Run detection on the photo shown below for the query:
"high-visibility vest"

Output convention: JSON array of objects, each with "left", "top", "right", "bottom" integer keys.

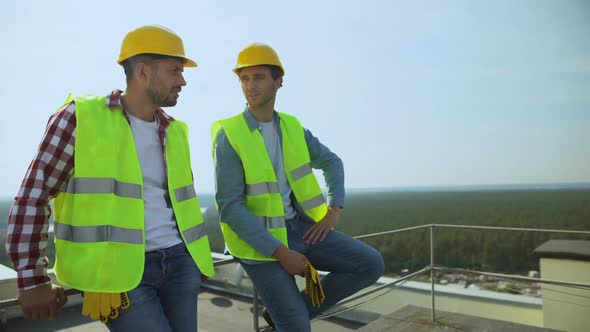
[
  {"left": 211, "top": 112, "right": 328, "bottom": 261},
  {"left": 52, "top": 94, "right": 214, "bottom": 292}
]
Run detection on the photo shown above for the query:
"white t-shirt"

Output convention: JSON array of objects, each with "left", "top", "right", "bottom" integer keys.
[
  {"left": 258, "top": 119, "right": 297, "bottom": 220},
  {"left": 128, "top": 112, "right": 182, "bottom": 251}
]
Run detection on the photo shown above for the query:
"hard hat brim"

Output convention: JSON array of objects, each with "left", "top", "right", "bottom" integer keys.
[{"left": 184, "top": 58, "right": 198, "bottom": 68}]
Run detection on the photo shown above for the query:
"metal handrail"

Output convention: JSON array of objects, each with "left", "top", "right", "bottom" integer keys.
[
  {"left": 1, "top": 223, "right": 589, "bottom": 329},
  {"left": 432, "top": 223, "right": 590, "bottom": 234},
  {"left": 252, "top": 224, "right": 590, "bottom": 329},
  {"left": 322, "top": 267, "right": 431, "bottom": 308},
  {"left": 432, "top": 266, "right": 590, "bottom": 289},
  {"left": 351, "top": 224, "right": 590, "bottom": 324},
  {"left": 353, "top": 224, "right": 433, "bottom": 240},
  {"left": 352, "top": 223, "right": 590, "bottom": 241}
]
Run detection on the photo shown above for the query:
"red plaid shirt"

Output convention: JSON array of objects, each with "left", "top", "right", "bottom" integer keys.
[{"left": 6, "top": 89, "right": 175, "bottom": 290}]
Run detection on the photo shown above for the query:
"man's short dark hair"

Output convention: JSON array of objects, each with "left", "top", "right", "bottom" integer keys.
[
  {"left": 264, "top": 65, "right": 283, "bottom": 80},
  {"left": 121, "top": 53, "right": 183, "bottom": 81}
]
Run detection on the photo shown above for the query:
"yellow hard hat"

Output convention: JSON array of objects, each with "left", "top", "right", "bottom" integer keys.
[
  {"left": 117, "top": 25, "right": 197, "bottom": 67},
  {"left": 233, "top": 43, "right": 284, "bottom": 76}
]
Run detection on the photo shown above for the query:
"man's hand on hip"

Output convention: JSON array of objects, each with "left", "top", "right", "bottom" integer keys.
[
  {"left": 303, "top": 206, "right": 341, "bottom": 245},
  {"left": 18, "top": 283, "right": 67, "bottom": 320}
]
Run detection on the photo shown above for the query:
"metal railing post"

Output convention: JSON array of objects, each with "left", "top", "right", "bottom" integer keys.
[
  {"left": 430, "top": 224, "right": 436, "bottom": 322},
  {"left": 253, "top": 286, "right": 259, "bottom": 331}
]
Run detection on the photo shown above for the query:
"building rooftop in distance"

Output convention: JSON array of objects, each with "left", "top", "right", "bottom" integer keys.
[{"left": 534, "top": 240, "right": 590, "bottom": 261}]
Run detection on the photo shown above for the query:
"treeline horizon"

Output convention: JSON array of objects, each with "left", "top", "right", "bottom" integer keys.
[{"left": 1, "top": 188, "right": 589, "bottom": 276}]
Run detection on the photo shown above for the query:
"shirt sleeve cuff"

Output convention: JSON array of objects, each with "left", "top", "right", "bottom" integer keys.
[
  {"left": 17, "top": 268, "right": 52, "bottom": 291},
  {"left": 258, "top": 237, "right": 283, "bottom": 258},
  {"left": 328, "top": 197, "right": 345, "bottom": 208}
]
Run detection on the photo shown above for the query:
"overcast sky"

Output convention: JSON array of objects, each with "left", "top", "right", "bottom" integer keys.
[{"left": 0, "top": 0, "right": 589, "bottom": 197}]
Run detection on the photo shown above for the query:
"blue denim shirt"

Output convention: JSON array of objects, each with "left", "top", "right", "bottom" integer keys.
[{"left": 213, "top": 109, "right": 345, "bottom": 258}]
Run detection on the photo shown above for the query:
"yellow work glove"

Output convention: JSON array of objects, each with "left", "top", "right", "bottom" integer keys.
[
  {"left": 312, "top": 265, "right": 325, "bottom": 305},
  {"left": 305, "top": 263, "right": 316, "bottom": 306},
  {"left": 82, "top": 292, "right": 130, "bottom": 323},
  {"left": 304, "top": 262, "right": 325, "bottom": 307}
]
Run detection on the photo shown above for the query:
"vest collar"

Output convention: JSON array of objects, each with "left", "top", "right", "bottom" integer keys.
[{"left": 242, "top": 106, "right": 281, "bottom": 132}]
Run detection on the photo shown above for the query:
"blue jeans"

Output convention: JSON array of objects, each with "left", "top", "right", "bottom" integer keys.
[
  {"left": 106, "top": 243, "right": 202, "bottom": 332},
  {"left": 240, "top": 216, "right": 384, "bottom": 332}
]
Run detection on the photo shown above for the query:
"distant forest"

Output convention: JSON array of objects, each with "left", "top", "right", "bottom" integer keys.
[
  {"left": 1, "top": 189, "right": 589, "bottom": 276},
  {"left": 336, "top": 189, "right": 590, "bottom": 275}
]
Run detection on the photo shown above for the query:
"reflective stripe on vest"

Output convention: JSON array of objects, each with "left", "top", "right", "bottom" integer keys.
[
  {"left": 65, "top": 177, "right": 142, "bottom": 199},
  {"left": 247, "top": 182, "right": 280, "bottom": 195},
  {"left": 183, "top": 223, "right": 207, "bottom": 244},
  {"left": 54, "top": 221, "right": 143, "bottom": 244},
  {"left": 174, "top": 184, "right": 197, "bottom": 202},
  {"left": 290, "top": 163, "right": 313, "bottom": 181},
  {"left": 299, "top": 194, "right": 326, "bottom": 210},
  {"left": 257, "top": 216, "right": 286, "bottom": 229}
]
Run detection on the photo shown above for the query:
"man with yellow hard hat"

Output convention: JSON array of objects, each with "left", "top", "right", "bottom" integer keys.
[
  {"left": 211, "top": 43, "right": 384, "bottom": 331},
  {"left": 6, "top": 25, "right": 214, "bottom": 331}
]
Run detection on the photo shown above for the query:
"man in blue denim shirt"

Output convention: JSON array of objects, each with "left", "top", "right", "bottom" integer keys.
[{"left": 212, "top": 43, "right": 384, "bottom": 332}]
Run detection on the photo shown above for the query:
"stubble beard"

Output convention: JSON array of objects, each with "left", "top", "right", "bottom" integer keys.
[
  {"left": 147, "top": 86, "right": 178, "bottom": 108},
  {"left": 248, "top": 94, "right": 273, "bottom": 110}
]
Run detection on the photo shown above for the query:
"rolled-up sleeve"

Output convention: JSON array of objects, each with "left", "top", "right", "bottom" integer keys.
[{"left": 213, "top": 129, "right": 282, "bottom": 257}]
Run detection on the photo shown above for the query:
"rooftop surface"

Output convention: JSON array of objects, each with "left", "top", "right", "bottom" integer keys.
[
  {"left": 357, "top": 305, "right": 563, "bottom": 332},
  {"left": 3, "top": 288, "right": 362, "bottom": 332}
]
